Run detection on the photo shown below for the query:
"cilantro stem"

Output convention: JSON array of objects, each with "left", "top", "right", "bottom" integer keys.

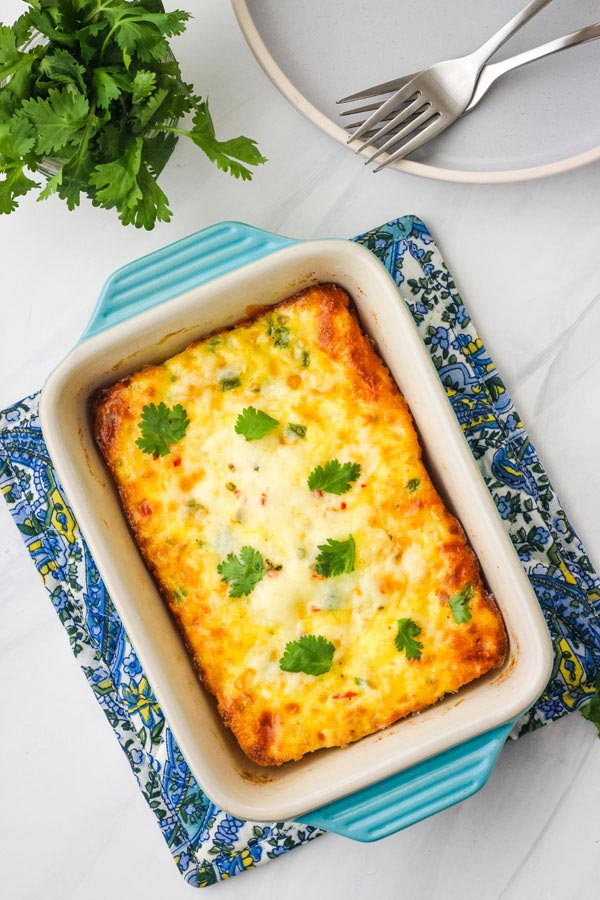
[
  {"left": 156, "top": 125, "right": 187, "bottom": 136},
  {"left": 84, "top": 1, "right": 120, "bottom": 24},
  {"left": 100, "top": 24, "right": 119, "bottom": 60},
  {"left": 79, "top": 103, "right": 97, "bottom": 155}
]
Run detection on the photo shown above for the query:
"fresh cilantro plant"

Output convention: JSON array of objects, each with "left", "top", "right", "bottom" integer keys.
[
  {"left": 0, "top": 1, "right": 266, "bottom": 228},
  {"left": 217, "top": 545, "right": 265, "bottom": 598},
  {"left": 394, "top": 618, "right": 423, "bottom": 660},
  {"left": 315, "top": 535, "right": 356, "bottom": 577},
  {"left": 234, "top": 406, "right": 279, "bottom": 441},
  {"left": 307, "top": 459, "right": 361, "bottom": 495},
  {"left": 448, "top": 583, "right": 474, "bottom": 624},
  {"left": 279, "top": 634, "right": 335, "bottom": 676},
  {"left": 136, "top": 401, "right": 189, "bottom": 457}
]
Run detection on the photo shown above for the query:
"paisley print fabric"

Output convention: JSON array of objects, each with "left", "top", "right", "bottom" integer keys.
[{"left": 1, "top": 216, "right": 598, "bottom": 887}]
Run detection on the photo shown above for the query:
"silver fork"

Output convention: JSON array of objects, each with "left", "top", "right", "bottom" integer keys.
[
  {"left": 343, "top": 22, "right": 600, "bottom": 140},
  {"left": 342, "top": 0, "right": 553, "bottom": 171}
]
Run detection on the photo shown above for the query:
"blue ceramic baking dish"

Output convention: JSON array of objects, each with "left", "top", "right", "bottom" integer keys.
[{"left": 40, "top": 221, "right": 553, "bottom": 840}]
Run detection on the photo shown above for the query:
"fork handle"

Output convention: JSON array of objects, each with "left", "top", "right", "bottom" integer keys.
[
  {"left": 467, "top": 22, "right": 600, "bottom": 111},
  {"left": 475, "top": 0, "right": 553, "bottom": 65}
]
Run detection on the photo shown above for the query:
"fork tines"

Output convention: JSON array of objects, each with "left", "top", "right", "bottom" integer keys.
[{"left": 340, "top": 77, "right": 446, "bottom": 172}]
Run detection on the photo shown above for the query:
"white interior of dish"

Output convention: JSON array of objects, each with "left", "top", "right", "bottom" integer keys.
[{"left": 40, "top": 240, "right": 553, "bottom": 821}]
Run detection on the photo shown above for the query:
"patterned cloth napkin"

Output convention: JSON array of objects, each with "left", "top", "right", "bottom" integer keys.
[{"left": 2, "top": 217, "right": 599, "bottom": 889}]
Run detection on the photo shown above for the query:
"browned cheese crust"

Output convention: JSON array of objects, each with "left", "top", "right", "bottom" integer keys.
[{"left": 94, "top": 284, "right": 508, "bottom": 766}]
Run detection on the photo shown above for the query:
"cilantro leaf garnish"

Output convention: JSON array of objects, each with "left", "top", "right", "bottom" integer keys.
[
  {"left": 581, "top": 674, "right": 600, "bottom": 737},
  {"left": 235, "top": 406, "right": 279, "bottom": 441},
  {"left": 135, "top": 402, "right": 189, "bottom": 457},
  {"left": 279, "top": 635, "right": 335, "bottom": 676},
  {"left": 316, "top": 536, "right": 356, "bottom": 577},
  {"left": 448, "top": 583, "right": 474, "bottom": 624},
  {"left": 394, "top": 618, "right": 424, "bottom": 660},
  {"left": 0, "top": 5, "right": 266, "bottom": 227},
  {"left": 307, "top": 460, "right": 361, "bottom": 495},
  {"left": 217, "top": 546, "right": 265, "bottom": 598}
]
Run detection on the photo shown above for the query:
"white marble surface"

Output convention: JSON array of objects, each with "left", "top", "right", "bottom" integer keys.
[{"left": 2, "top": 2, "right": 600, "bottom": 898}]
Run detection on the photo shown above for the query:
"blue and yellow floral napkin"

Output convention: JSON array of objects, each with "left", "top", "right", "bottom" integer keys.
[{"left": 2, "top": 217, "right": 599, "bottom": 888}]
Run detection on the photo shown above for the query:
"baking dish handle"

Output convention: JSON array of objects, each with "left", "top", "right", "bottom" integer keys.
[
  {"left": 297, "top": 720, "right": 515, "bottom": 842},
  {"left": 80, "top": 221, "right": 298, "bottom": 341}
]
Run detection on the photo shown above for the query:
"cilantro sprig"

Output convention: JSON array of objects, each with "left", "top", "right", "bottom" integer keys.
[
  {"left": 394, "top": 618, "right": 424, "bottom": 660},
  {"left": 235, "top": 406, "right": 279, "bottom": 441},
  {"left": 315, "top": 535, "right": 356, "bottom": 577},
  {"left": 308, "top": 459, "right": 361, "bottom": 495},
  {"left": 217, "top": 546, "right": 265, "bottom": 598},
  {"left": 0, "top": 2, "right": 266, "bottom": 228},
  {"left": 279, "top": 634, "right": 335, "bottom": 676},
  {"left": 448, "top": 583, "right": 474, "bottom": 624},
  {"left": 136, "top": 401, "right": 189, "bottom": 457}
]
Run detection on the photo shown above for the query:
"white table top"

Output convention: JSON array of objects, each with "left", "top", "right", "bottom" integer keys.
[{"left": 2, "top": 2, "right": 600, "bottom": 898}]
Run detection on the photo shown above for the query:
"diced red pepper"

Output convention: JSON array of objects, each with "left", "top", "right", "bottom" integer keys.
[
  {"left": 332, "top": 691, "right": 357, "bottom": 700},
  {"left": 173, "top": 457, "right": 182, "bottom": 467}
]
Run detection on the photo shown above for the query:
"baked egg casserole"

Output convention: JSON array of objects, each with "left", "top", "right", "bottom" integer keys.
[{"left": 93, "top": 283, "right": 508, "bottom": 766}]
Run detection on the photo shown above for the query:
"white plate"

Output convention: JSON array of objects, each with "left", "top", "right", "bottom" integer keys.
[{"left": 233, "top": 0, "right": 600, "bottom": 183}]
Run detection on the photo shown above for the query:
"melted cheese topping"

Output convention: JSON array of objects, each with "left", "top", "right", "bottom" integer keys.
[{"left": 94, "top": 284, "right": 508, "bottom": 766}]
